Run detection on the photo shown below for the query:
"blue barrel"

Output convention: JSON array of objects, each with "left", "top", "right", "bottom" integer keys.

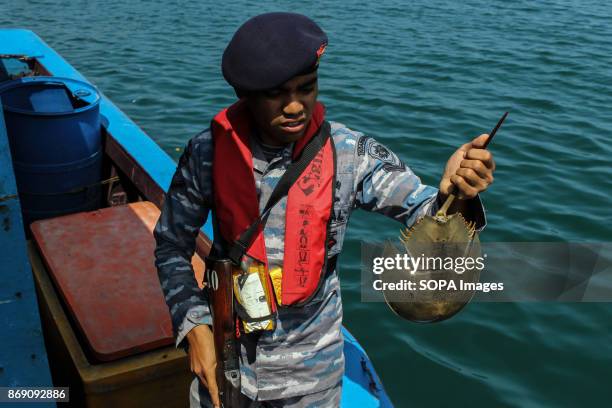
[{"left": 0, "top": 76, "right": 102, "bottom": 226}]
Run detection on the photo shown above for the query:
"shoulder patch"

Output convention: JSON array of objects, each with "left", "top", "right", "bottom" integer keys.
[{"left": 357, "top": 136, "right": 406, "bottom": 173}]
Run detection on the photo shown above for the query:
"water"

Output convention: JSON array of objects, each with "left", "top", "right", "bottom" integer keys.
[{"left": 3, "top": 1, "right": 611, "bottom": 406}]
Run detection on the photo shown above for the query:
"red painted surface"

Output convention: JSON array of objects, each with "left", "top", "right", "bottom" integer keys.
[{"left": 30, "top": 201, "right": 205, "bottom": 362}]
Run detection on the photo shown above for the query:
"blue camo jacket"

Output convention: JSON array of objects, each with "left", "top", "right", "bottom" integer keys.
[{"left": 153, "top": 121, "right": 486, "bottom": 401}]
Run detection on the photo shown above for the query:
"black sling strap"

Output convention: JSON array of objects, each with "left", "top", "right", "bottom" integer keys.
[{"left": 227, "top": 121, "right": 331, "bottom": 265}]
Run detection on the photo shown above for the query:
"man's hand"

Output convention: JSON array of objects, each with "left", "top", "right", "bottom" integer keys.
[
  {"left": 186, "top": 324, "right": 221, "bottom": 408},
  {"left": 439, "top": 134, "right": 496, "bottom": 200}
]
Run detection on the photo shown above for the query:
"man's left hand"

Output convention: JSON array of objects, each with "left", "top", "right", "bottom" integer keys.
[{"left": 439, "top": 134, "right": 496, "bottom": 200}]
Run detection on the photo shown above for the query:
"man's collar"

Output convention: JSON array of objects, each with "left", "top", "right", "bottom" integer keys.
[{"left": 249, "top": 131, "right": 294, "bottom": 174}]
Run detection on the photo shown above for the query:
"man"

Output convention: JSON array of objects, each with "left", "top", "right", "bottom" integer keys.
[{"left": 154, "top": 12, "right": 494, "bottom": 408}]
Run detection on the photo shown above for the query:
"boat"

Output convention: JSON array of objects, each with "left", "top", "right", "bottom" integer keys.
[{"left": 0, "top": 28, "right": 394, "bottom": 407}]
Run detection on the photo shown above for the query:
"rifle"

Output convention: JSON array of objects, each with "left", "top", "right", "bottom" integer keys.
[{"left": 205, "top": 257, "right": 242, "bottom": 407}]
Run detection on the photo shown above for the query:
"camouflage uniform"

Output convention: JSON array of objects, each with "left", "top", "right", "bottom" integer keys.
[{"left": 153, "top": 122, "right": 485, "bottom": 406}]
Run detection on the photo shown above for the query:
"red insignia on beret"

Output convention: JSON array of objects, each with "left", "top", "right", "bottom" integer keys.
[{"left": 316, "top": 43, "right": 327, "bottom": 63}]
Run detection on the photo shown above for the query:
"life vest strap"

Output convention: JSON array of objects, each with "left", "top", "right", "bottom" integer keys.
[{"left": 227, "top": 121, "right": 332, "bottom": 266}]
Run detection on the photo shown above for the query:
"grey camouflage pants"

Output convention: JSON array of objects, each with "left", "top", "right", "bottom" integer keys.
[{"left": 190, "top": 377, "right": 342, "bottom": 408}]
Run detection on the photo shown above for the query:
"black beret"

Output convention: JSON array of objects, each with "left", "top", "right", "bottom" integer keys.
[{"left": 222, "top": 12, "right": 328, "bottom": 92}]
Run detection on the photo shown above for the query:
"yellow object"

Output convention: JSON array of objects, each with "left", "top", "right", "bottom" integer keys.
[
  {"left": 268, "top": 266, "right": 283, "bottom": 305},
  {"left": 233, "top": 261, "right": 275, "bottom": 333}
]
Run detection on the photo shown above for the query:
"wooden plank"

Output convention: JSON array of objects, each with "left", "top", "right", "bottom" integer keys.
[
  {"left": 28, "top": 241, "right": 191, "bottom": 407},
  {"left": 29, "top": 202, "right": 206, "bottom": 362}
]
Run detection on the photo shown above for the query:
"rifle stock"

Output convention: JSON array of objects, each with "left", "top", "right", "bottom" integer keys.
[{"left": 205, "top": 257, "right": 242, "bottom": 407}]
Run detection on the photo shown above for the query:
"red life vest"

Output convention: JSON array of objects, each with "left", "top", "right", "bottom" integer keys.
[{"left": 211, "top": 100, "right": 335, "bottom": 306}]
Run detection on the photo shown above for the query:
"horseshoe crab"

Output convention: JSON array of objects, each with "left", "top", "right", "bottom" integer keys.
[
  {"left": 381, "top": 112, "right": 507, "bottom": 323},
  {"left": 382, "top": 202, "right": 481, "bottom": 323}
]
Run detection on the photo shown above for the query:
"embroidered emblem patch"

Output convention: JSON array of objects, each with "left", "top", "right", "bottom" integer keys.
[{"left": 357, "top": 136, "right": 406, "bottom": 173}]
